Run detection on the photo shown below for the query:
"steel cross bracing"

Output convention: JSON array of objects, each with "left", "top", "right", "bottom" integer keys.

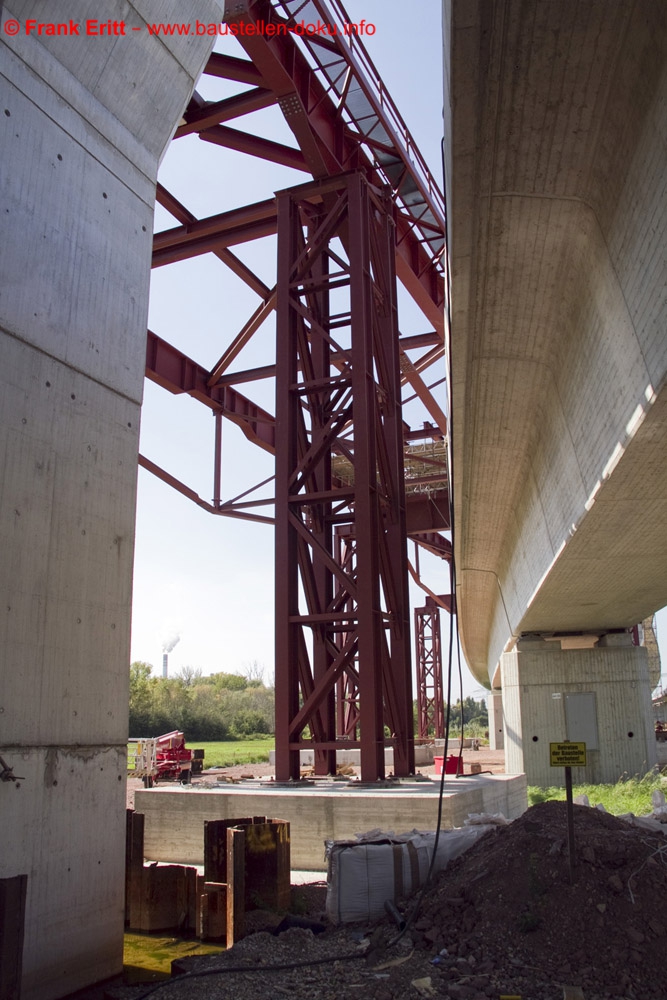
[
  {"left": 143, "top": 0, "right": 453, "bottom": 780},
  {"left": 275, "top": 173, "right": 413, "bottom": 780},
  {"left": 415, "top": 598, "right": 446, "bottom": 740}
]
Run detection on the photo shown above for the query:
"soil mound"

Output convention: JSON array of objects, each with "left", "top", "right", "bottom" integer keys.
[
  {"left": 410, "top": 800, "right": 667, "bottom": 998},
  {"left": 107, "top": 801, "right": 667, "bottom": 1000}
]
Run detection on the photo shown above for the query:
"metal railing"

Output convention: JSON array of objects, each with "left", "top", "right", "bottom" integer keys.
[{"left": 270, "top": 0, "right": 447, "bottom": 274}]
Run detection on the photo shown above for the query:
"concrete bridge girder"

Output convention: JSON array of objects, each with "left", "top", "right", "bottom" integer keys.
[{"left": 448, "top": 0, "right": 667, "bottom": 684}]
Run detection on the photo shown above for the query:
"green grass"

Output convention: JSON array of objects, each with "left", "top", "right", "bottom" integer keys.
[
  {"left": 193, "top": 736, "right": 274, "bottom": 769},
  {"left": 528, "top": 768, "right": 667, "bottom": 816},
  {"left": 123, "top": 933, "right": 224, "bottom": 982}
]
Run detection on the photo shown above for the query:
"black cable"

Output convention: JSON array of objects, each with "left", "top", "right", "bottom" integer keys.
[
  {"left": 128, "top": 951, "right": 367, "bottom": 1000},
  {"left": 384, "top": 131, "right": 458, "bottom": 947}
]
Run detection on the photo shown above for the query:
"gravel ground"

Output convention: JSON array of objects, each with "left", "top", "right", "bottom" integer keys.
[{"left": 99, "top": 799, "right": 667, "bottom": 1000}]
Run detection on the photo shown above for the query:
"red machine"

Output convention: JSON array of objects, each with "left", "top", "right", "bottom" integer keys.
[
  {"left": 128, "top": 730, "right": 193, "bottom": 786},
  {"left": 154, "top": 731, "right": 193, "bottom": 782}
]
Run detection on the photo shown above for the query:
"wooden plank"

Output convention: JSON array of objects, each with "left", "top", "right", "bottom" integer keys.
[
  {"left": 0, "top": 875, "right": 27, "bottom": 1000},
  {"left": 226, "top": 827, "right": 246, "bottom": 947},
  {"left": 128, "top": 813, "right": 145, "bottom": 930}
]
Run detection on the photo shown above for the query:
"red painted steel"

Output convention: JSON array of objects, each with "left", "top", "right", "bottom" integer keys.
[
  {"left": 175, "top": 88, "right": 277, "bottom": 138},
  {"left": 222, "top": 0, "right": 445, "bottom": 335},
  {"left": 143, "top": 0, "right": 453, "bottom": 778},
  {"left": 145, "top": 331, "right": 276, "bottom": 453},
  {"left": 415, "top": 599, "right": 446, "bottom": 740},
  {"left": 274, "top": 173, "right": 414, "bottom": 782},
  {"left": 334, "top": 528, "right": 360, "bottom": 745}
]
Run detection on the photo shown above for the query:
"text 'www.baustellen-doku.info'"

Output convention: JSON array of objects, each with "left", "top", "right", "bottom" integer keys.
[{"left": 2, "top": 17, "right": 376, "bottom": 37}]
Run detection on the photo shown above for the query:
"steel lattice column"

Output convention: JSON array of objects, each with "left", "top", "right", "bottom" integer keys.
[
  {"left": 275, "top": 172, "right": 414, "bottom": 782},
  {"left": 334, "top": 526, "right": 360, "bottom": 743},
  {"left": 415, "top": 598, "right": 445, "bottom": 739}
]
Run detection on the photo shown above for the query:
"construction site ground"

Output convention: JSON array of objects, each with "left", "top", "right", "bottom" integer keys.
[
  {"left": 65, "top": 765, "right": 667, "bottom": 1000},
  {"left": 68, "top": 748, "right": 667, "bottom": 1000}
]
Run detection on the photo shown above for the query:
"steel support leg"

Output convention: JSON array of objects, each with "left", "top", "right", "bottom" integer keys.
[{"left": 274, "top": 172, "right": 414, "bottom": 782}]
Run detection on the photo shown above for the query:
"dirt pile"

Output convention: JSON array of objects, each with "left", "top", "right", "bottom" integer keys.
[
  {"left": 106, "top": 801, "right": 667, "bottom": 1000},
  {"left": 407, "top": 800, "right": 667, "bottom": 998}
]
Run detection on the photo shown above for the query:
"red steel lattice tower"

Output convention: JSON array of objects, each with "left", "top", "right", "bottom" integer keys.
[
  {"left": 274, "top": 171, "right": 414, "bottom": 782},
  {"left": 414, "top": 597, "right": 446, "bottom": 740}
]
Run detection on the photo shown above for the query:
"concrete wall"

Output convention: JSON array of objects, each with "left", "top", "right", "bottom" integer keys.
[
  {"left": 449, "top": 0, "right": 667, "bottom": 683},
  {"left": 501, "top": 643, "right": 657, "bottom": 787},
  {"left": 135, "top": 777, "right": 528, "bottom": 870},
  {"left": 0, "top": 4, "right": 219, "bottom": 997},
  {"left": 487, "top": 692, "right": 504, "bottom": 750}
]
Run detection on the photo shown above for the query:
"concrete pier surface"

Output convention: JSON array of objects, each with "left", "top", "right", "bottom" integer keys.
[
  {"left": 0, "top": 4, "right": 221, "bottom": 997},
  {"left": 134, "top": 770, "right": 526, "bottom": 871}
]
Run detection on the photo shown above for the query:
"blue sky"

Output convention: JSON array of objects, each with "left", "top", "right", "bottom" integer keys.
[
  {"left": 130, "top": 1, "right": 667, "bottom": 700},
  {"left": 130, "top": 0, "right": 463, "bottom": 687}
]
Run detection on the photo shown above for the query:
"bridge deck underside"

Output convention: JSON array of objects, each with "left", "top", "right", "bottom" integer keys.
[{"left": 449, "top": 0, "right": 667, "bottom": 683}]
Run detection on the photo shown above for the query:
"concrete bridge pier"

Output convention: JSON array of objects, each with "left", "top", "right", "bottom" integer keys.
[
  {"left": 501, "top": 638, "right": 656, "bottom": 788},
  {"left": 487, "top": 692, "right": 504, "bottom": 751},
  {"left": 0, "top": 4, "right": 220, "bottom": 997}
]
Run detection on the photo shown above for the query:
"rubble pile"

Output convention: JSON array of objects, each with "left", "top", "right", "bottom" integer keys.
[
  {"left": 108, "top": 801, "right": 667, "bottom": 1000},
  {"left": 406, "top": 800, "right": 667, "bottom": 998}
]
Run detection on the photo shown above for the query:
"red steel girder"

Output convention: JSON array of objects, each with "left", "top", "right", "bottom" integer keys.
[
  {"left": 274, "top": 172, "right": 414, "bottom": 782},
  {"left": 145, "top": 330, "right": 276, "bottom": 453},
  {"left": 204, "top": 51, "right": 268, "bottom": 87},
  {"left": 152, "top": 197, "right": 277, "bottom": 268},
  {"left": 223, "top": 0, "right": 445, "bottom": 334},
  {"left": 144, "top": 331, "right": 453, "bottom": 523},
  {"left": 175, "top": 87, "right": 277, "bottom": 137},
  {"left": 334, "top": 528, "right": 360, "bottom": 743},
  {"left": 412, "top": 533, "right": 452, "bottom": 561},
  {"left": 200, "top": 124, "right": 309, "bottom": 172},
  {"left": 156, "top": 184, "right": 271, "bottom": 299},
  {"left": 405, "top": 493, "right": 451, "bottom": 533}
]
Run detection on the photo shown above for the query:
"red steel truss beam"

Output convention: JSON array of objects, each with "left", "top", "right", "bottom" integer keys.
[
  {"left": 412, "top": 533, "right": 452, "bottom": 561},
  {"left": 152, "top": 198, "right": 277, "bottom": 268},
  {"left": 223, "top": 0, "right": 445, "bottom": 334},
  {"left": 274, "top": 173, "right": 414, "bottom": 782},
  {"left": 334, "top": 528, "right": 360, "bottom": 744},
  {"left": 145, "top": 330, "right": 276, "bottom": 453},
  {"left": 200, "top": 124, "right": 309, "bottom": 172},
  {"left": 175, "top": 87, "right": 277, "bottom": 137},
  {"left": 156, "top": 184, "right": 271, "bottom": 299},
  {"left": 145, "top": 331, "right": 451, "bottom": 525},
  {"left": 204, "top": 51, "right": 268, "bottom": 87}
]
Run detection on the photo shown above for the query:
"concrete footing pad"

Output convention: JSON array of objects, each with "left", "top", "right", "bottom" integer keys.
[{"left": 135, "top": 774, "right": 527, "bottom": 870}]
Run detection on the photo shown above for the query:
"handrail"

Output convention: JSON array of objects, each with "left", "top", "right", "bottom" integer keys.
[{"left": 269, "top": 0, "right": 447, "bottom": 274}]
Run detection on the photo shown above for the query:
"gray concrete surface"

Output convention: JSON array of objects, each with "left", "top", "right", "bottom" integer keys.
[
  {"left": 0, "top": 4, "right": 220, "bottom": 997},
  {"left": 447, "top": 0, "right": 667, "bottom": 684},
  {"left": 502, "top": 641, "right": 657, "bottom": 786},
  {"left": 134, "top": 774, "right": 528, "bottom": 871}
]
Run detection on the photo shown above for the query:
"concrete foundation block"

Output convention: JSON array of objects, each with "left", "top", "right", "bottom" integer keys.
[{"left": 135, "top": 776, "right": 528, "bottom": 871}]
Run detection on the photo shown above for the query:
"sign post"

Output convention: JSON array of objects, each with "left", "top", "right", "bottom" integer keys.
[{"left": 550, "top": 741, "right": 586, "bottom": 882}]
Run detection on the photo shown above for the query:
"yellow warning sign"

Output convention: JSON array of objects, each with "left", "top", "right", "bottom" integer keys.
[{"left": 550, "top": 742, "right": 587, "bottom": 767}]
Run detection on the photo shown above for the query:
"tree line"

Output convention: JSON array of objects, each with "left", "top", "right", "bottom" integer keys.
[
  {"left": 129, "top": 662, "right": 274, "bottom": 741},
  {"left": 129, "top": 661, "right": 490, "bottom": 743}
]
